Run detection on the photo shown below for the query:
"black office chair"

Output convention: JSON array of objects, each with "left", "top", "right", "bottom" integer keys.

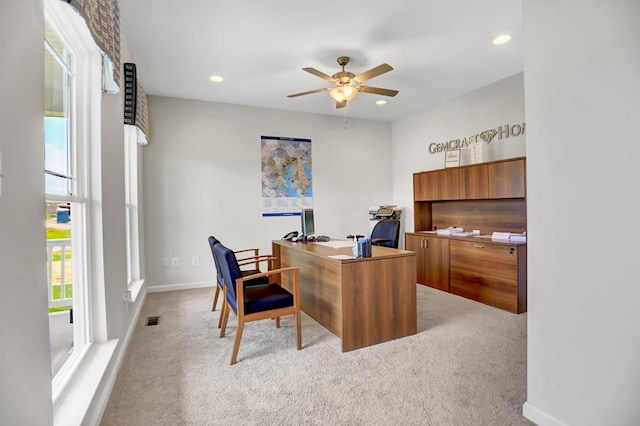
[
  {"left": 370, "top": 219, "right": 401, "bottom": 249},
  {"left": 207, "top": 236, "right": 272, "bottom": 327},
  {"left": 215, "top": 242, "right": 302, "bottom": 365}
]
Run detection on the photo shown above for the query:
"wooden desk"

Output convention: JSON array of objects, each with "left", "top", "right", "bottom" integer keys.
[{"left": 272, "top": 240, "right": 417, "bottom": 352}]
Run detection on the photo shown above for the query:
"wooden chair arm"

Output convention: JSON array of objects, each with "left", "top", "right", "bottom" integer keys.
[
  {"left": 237, "top": 255, "right": 276, "bottom": 265},
  {"left": 237, "top": 255, "right": 277, "bottom": 272},
  {"left": 236, "top": 266, "right": 298, "bottom": 283},
  {"left": 233, "top": 248, "right": 259, "bottom": 257}
]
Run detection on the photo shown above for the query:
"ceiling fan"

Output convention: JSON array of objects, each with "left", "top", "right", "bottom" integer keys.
[{"left": 287, "top": 56, "right": 399, "bottom": 109}]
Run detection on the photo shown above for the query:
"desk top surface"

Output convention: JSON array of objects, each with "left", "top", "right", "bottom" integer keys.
[{"left": 272, "top": 239, "right": 415, "bottom": 262}]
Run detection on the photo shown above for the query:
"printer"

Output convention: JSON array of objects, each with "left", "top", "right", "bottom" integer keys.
[
  {"left": 369, "top": 205, "right": 402, "bottom": 233},
  {"left": 369, "top": 205, "right": 402, "bottom": 220}
]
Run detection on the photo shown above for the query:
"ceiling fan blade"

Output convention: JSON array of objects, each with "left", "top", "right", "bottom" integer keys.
[
  {"left": 336, "top": 101, "right": 347, "bottom": 109},
  {"left": 353, "top": 63, "right": 393, "bottom": 84},
  {"left": 303, "top": 67, "right": 335, "bottom": 83},
  {"left": 358, "top": 86, "right": 399, "bottom": 97},
  {"left": 287, "top": 88, "right": 330, "bottom": 98}
]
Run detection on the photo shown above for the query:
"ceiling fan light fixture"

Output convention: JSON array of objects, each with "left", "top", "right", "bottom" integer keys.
[{"left": 329, "top": 85, "right": 358, "bottom": 103}]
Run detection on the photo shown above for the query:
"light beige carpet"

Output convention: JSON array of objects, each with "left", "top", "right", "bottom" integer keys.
[{"left": 101, "top": 285, "right": 531, "bottom": 426}]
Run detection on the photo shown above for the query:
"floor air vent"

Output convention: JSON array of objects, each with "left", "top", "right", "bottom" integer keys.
[{"left": 146, "top": 316, "right": 160, "bottom": 326}]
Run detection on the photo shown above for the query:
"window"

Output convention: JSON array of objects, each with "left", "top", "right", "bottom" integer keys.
[
  {"left": 44, "top": 0, "right": 105, "bottom": 396},
  {"left": 124, "top": 125, "right": 144, "bottom": 300}
]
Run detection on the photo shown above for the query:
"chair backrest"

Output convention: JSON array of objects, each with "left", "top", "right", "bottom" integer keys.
[
  {"left": 208, "top": 236, "right": 223, "bottom": 287},
  {"left": 213, "top": 242, "right": 243, "bottom": 301},
  {"left": 371, "top": 219, "right": 401, "bottom": 248}
]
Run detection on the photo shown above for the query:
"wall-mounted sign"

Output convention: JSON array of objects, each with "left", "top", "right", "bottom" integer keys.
[{"left": 428, "top": 122, "right": 525, "bottom": 155}]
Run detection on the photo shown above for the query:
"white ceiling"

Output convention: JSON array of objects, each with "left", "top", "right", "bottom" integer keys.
[{"left": 119, "top": 0, "right": 522, "bottom": 123}]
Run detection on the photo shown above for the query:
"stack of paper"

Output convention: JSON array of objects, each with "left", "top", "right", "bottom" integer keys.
[
  {"left": 436, "top": 227, "right": 464, "bottom": 236},
  {"left": 491, "top": 232, "right": 511, "bottom": 241}
]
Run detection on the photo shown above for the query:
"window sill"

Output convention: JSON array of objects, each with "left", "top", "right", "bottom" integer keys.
[
  {"left": 53, "top": 339, "right": 119, "bottom": 426},
  {"left": 127, "top": 278, "right": 145, "bottom": 302}
]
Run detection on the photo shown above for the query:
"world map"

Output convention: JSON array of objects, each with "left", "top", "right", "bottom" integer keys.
[{"left": 261, "top": 136, "right": 313, "bottom": 216}]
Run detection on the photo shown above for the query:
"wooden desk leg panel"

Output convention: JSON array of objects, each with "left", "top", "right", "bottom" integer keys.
[
  {"left": 341, "top": 256, "right": 417, "bottom": 352},
  {"left": 277, "top": 244, "right": 344, "bottom": 339}
]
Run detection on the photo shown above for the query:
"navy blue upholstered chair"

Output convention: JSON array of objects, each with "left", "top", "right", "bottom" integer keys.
[
  {"left": 214, "top": 242, "right": 301, "bottom": 365},
  {"left": 370, "top": 219, "right": 401, "bottom": 249},
  {"left": 207, "top": 236, "right": 271, "bottom": 328}
]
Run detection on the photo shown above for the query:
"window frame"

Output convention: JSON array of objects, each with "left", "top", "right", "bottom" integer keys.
[{"left": 45, "top": 0, "right": 107, "bottom": 401}]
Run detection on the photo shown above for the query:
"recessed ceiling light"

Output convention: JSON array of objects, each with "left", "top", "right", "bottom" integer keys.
[
  {"left": 209, "top": 75, "right": 224, "bottom": 82},
  {"left": 492, "top": 34, "right": 512, "bottom": 45},
  {"left": 376, "top": 100, "right": 387, "bottom": 105}
]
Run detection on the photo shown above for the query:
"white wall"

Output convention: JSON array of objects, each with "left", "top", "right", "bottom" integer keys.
[
  {"left": 523, "top": 1, "right": 640, "bottom": 425},
  {"left": 143, "top": 96, "right": 393, "bottom": 288},
  {"left": 0, "top": 1, "right": 54, "bottom": 424},
  {"left": 391, "top": 73, "right": 526, "bottom": 232},
  {"left": 0, "top": 3, "right": 148, "bottom": 423}
]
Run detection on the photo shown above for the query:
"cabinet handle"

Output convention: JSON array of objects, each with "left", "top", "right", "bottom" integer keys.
[
  {"left": 425, "top": 239, "right": 429, "bottom": 249},
  {"left": 474, "top": 244, "right": 485, "bottom": 249}
]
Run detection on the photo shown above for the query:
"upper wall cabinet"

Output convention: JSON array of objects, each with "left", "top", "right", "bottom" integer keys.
[
  {"left": 414, "top": 168, "right": 460, "bottom": 201},
  {"left": 459, "top": 164, "right": 489, "bottom": 199},
  {"left": 414, "top": 157, "right": 525, "bottom": 202},
  {"left": 488, "top": 158, "right": 526, "bottom": 198}
]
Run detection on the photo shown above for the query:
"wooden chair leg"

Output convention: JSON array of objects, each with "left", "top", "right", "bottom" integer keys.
[
  {"left": 211, "top": 285, "right": 220, "bottom": 311},
  {"left": 295, "top": 311, "right": 302, "bottom": 350},
  {"left": 220, "top": 302, "right": 231, "bottom": 338},
  {"left": 230, "top": 319, "right": 244, "bottom": 365},
  {"left": 275, "top": 316, "right": 280, "bottom": 328},
  {"left": 217, "top": 297, "right": 226, "bottom": 328}
]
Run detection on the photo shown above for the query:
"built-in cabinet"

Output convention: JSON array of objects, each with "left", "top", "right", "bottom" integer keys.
[
  {"left": 405, "top": 234, "right": 449, "bottom": 291},
  {"left": 408, "top": 157, "right": 527, "bottom": 314}
]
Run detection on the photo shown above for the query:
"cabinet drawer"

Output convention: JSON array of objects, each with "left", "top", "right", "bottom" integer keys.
[
  {"left": 449, "top": 240, "right": 517, "bottom": 279},
  {"left": 450, "top": 267, "right": 517, "bottom": 313}
]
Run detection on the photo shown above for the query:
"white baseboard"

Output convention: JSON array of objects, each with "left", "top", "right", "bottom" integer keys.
[
  {"left": 146, "top": 280, "right": 214, "bottom": 293},
  {"left": 523, "top": 401, "right": 567, "bottom": 426}
]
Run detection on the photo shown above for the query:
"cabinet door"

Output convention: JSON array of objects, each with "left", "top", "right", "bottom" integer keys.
[
  {"left": 405, "top": 234, "right": 427, "bottom": 285},
  {"left": 414, "top": 169, "right": 459, "bottom": 201},
  {"left": 424, "top": 237, "right": 450, "bottom": 291},
  {"left": 488, "top": 159, "right": 525, "bottom": 198},
  {"left": 413, "top": 173, "right": 429, "bottom": 201},
  {"left": 459, "top": 164, "right": 488, "bottom": 199}
]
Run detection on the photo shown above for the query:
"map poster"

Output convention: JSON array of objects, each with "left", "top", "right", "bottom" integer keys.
[{"left": 261, "top": 136, "right": 313, "bottom": 216}]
